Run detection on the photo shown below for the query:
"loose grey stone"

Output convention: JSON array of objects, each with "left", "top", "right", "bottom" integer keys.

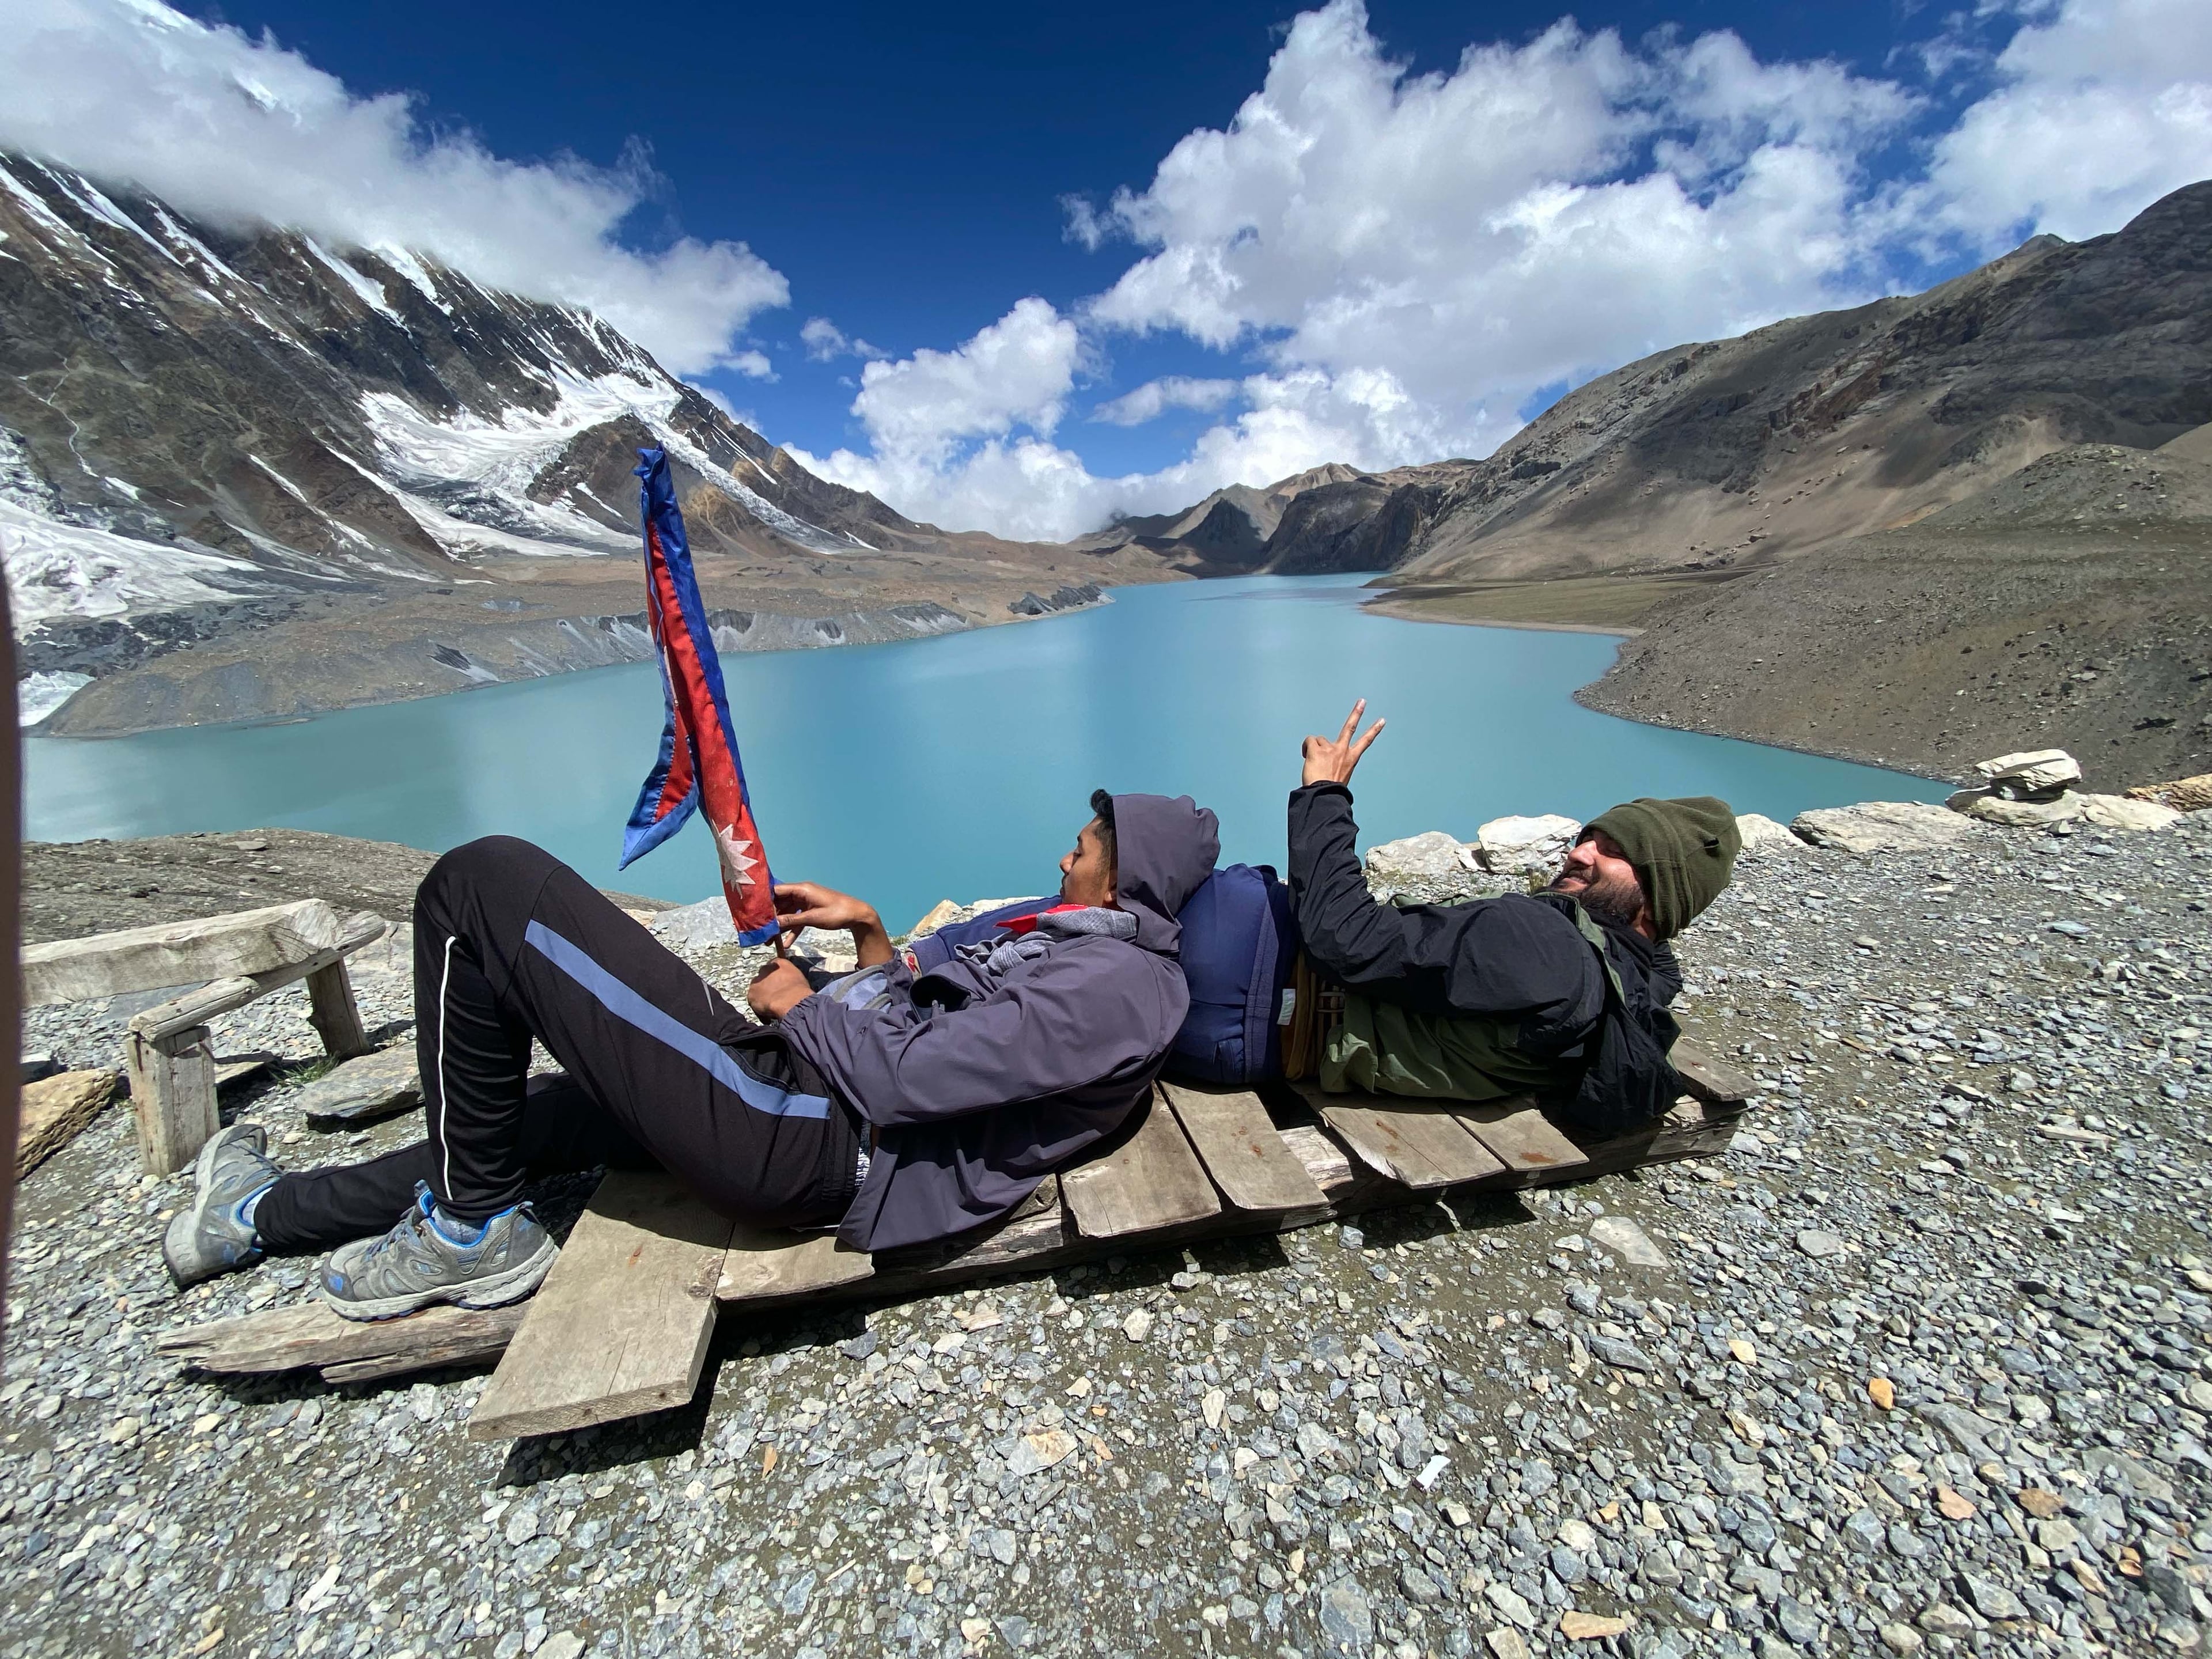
[
  {"left": 297, "top": 1044, "right": 421, "bottom": 1125},
  {"left": 1588, "top": 1335, "right": 1657, "bottom": 1373},
  {"left": 1318, "top": 1581, "right": 1376, "bottom": 1653},
  {"left": 1485, "top": 1582, "right": 1537, "bottom": 1629},
  {"left": 1588, "top": 1214, "right": 1668, "bottom": 1268},
  {"left": 1959, "top": 1573, "right": 2026, "bottom": 1621},
  {"left": 1793, "top": 1229, "right": 1846, "bottom": 1259}
]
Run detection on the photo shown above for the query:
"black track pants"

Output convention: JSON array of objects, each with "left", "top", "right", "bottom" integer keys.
[{"left": 254, "top": 836, "right": 860, "bottom": 1253}]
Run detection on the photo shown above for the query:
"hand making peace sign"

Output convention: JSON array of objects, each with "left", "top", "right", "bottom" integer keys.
[{"left": 1301, "top": 698, "right": 1385, "bottom": 788}]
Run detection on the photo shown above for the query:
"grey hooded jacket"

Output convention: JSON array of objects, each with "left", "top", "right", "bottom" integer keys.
[{"left": 778, "top": 794, "right": 1220, "bottom": 1253}]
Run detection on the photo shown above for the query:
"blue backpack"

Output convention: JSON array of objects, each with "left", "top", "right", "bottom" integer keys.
[{"left": 903, "top": 864, "right": 1299, "bottom": 1086}]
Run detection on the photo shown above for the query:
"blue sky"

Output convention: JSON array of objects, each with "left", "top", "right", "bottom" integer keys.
[
  {"left": 157, "top": 1, "right": 1923, "bottom": 471},
  {"left": 12, "top": 1, "right": 2212, "bottom": 536}
]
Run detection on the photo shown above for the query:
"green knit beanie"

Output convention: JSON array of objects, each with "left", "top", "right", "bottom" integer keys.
[{"left": 1582, "top": 796, "right": 1741, "bottom": 940}]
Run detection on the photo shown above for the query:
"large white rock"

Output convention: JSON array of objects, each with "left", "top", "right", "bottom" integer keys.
[
  {"left": 1733, "top": 813, "right": 1801, "bottom": 856},
  {"left": 1364, "top": 831, "right": 1476, "bottom": 882},
  {"left": 1791, "top": 801, "right": 1975, "bottom": 854},
  {"left": 1973, "top": 748, "right": 2082, "bottom": 799},
  {"left": 2075, "top": 793, "right": 2184, "bottom": 832},
  {"left": 1475, "top": 813, "right": 1581, "bottom": 876},
  {"left": 1953, "top": 792, "right": 2081, "bottom": 828},
  {"left": 650, "top": 896, "right": 737, "bottom": 948}
]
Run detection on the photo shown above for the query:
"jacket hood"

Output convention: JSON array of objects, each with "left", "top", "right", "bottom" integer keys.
[{"left": 1108, "top": 792, "right": 1219, "bottom": 953}]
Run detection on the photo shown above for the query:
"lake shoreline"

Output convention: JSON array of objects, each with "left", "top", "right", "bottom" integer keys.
[
  {"left": 25, "top": 575, "right": 1950, "bottom": 923},
  {"left": 26, "top": 576, "right": 1147, "bottom": 741}
]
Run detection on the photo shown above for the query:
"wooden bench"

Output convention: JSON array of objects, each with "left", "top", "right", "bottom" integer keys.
[
  {"left": 157, "top": 1037, "right": 1753, "bottom": 1431},
  {"left": 23, "top": 900, "right": 389, "bottom": 1175}
]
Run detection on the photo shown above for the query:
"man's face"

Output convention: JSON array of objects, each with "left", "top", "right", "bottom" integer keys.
[
  {"left": 1059, "top": 817, "right": 1116, "bottom": 908},
  {"left": 1548, "top": 830, "right": 1647, "bottom": 934}
]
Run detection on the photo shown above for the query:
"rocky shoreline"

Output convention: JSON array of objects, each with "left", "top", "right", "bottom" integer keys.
[
  {"left": 6, "top": 798, "right": 2212, "bottom": 1658},
  {"left": 28, "top": 573, "right": 1134, "bottom": 740}
]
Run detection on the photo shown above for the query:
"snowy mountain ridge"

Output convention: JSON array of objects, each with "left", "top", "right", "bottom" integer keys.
[{"left": 0, "top": 150, "right": 1011, "bottom": 728}]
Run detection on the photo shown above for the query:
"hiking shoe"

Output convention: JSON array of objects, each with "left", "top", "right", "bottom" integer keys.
[
  {"left": 319, "top": 1182, "right": 556, "bottom": 1322},
  {"left": 162, "top": 1122, "right": 279, "bottom": 1288}
]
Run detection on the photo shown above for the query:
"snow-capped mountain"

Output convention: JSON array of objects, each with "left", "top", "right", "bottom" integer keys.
[{"left": 0, "top": 153, "right": 1143, "bottom": 733}]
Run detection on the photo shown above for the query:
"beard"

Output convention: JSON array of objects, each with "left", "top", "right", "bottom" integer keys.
[{"left": 1548, "top": 869, "right": 1642, "bottom": 931}]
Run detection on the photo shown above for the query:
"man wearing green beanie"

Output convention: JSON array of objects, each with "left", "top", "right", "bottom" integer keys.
[{"left": 1286, "top": 700, "right": 1740, "bottom": 1131}]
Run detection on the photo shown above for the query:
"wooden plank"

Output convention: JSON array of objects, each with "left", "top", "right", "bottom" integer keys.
[
  {"left": 304, "top": 960, "right": 372, "bottom": 1062},
  {"left": 24, "top": 899, "right": 347, "bottom": 1006},
  {"left": 1060, "top": 1087, "right": 1222, "bottom": 1239},
  {"left": 156, "top": 1298, "right": 527, "bottom": 1378},
  {"left": 158, "top": 1095, "right": 1752, "bottom": 1392},
  {"left": 1670, "top": 1036, "right": 1755, "bottom": 1105},
  {"left": 467, "top": 1171, "right": 735, "bottom": 1441},
  {"left": 127, "top": 912, "right": 389, "bottom": 1044},
  {"left": 1161, "top": 1080, "right": 1327, "bottom": 1214},
  {"left": 16, "top": 1068, "right": 121, "bottom": 1177},
  {"left": 126, "top": 1024, "right": 218, "bottom": 1177},
  {"left": 1455, "top": 1096, "right": 1592, "bottom": 1181},
  {"left": 1303, "top": 1088, "right": 1506, "bottom": 1190},
  {"left": 717, "top": 1222, "right": 874, "bottom": 1304}
]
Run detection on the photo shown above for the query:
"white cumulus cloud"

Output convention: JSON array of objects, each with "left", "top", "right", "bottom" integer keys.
[
  {"left": 0, "top": 0, "right": 788, "bottom": 377},
  {"left": 1090, "top": 376, "right": 1241, "bottom": 426},
  {"left": 819, "top": 0, "right": 2212, "bottom": 541},
  {"left": 1914, "top": 0, "right": 2212, "bottom": 243},
  {"left": 801, "top": 317, "right": 887, "bottom": 362}
]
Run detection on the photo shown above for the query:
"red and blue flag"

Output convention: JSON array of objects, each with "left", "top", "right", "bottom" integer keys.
[{"left": 619, "top": 447, "right": 778, "bottom": 944}]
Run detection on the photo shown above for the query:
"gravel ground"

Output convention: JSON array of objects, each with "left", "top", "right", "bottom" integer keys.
[{"left": 5, "top": 812, "right": 2212, "bottom": 1659}]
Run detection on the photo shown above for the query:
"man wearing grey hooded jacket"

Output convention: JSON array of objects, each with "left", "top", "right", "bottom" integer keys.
[{"left": 161, "top": 791, "right": 1219, "bottom": 1319}]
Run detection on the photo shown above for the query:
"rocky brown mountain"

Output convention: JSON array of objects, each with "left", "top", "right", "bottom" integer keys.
[
  {"left": 0, "top": 154, "right": 1169, "bottom": 734},
  {"left": 1583, "top": 431, "right": 2212, "bottom": 785},
  {"left": 1109, "top": 181, "right": 2212, "bottom": 588},
  {"left": 1071, "top": 463, "right": 1374, "bottom": 572},
  {"left": 1094, "top": 180, "right": 2212, "bottom": 784}
]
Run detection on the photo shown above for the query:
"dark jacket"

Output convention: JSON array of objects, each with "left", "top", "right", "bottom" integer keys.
[
  {"left": 781, "top": 794, "right": 1219, "bottom": 1252},
  {"left": 1287, "top": 783, "right": 1682, "bottom": 1087}
]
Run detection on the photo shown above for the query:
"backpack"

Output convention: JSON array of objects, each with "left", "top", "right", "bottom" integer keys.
[{"left": 902, "top": 865, "right": 1300, "bottom": 1087}]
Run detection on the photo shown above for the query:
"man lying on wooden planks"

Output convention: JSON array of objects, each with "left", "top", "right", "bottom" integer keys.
[
  {"left": 1290, "top": 699, "right": 1739, "bottom": 1135},
  {"left": 160, "top": 793, "right": 1220, "bottom": 1320}
]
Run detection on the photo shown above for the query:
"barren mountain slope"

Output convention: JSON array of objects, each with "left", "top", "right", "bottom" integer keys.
[
  {"left": 0, "top": 154, "right": 1173, "bottom": 734},
  {"left": 1581, "top": 436, "right": 2212, "bottom": 784},
  {"left": 1386, "top": 180, "right": 2212, "bottom": 585},
  {"left": 1070, "top": 463, "right": 1372, "bottom": 573},
  {"left": 1109, "top": 179, "right": 2211, "bottom": 588}
]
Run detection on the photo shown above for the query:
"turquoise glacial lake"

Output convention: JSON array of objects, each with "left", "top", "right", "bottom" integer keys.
[{"left": 26, "top": 574, "right": 1944, "bottom": 931}]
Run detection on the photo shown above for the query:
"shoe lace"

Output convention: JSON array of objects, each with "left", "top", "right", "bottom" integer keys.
[{"left": 366, "top": 1206, "right": 433, "bottom": 1262}]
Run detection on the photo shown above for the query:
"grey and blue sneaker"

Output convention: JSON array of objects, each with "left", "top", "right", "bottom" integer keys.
[
  {"left": 319, "top": 1183, "right": 557, "bottom": 1322},
  {"left": 162, "top": 1122, "right": 280, "bottom": 1288}
]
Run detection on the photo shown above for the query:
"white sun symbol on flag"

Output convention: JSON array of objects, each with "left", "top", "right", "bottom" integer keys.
[{"left": 712, "top": 821, "right": 760, "bottom": 888}]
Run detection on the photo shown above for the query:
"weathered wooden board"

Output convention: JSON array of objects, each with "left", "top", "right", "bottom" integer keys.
[
  {"left": 126, "top": 1024, "right": 219, "bottom": 1179},
  {"left": 16, "top": 1069, "right": 121, "bottom": 1177},
  {"left": 157, "top": 1298, "right": 528, "bottom": 1381},
  {"left": 24, "top": 899, "right": 349, "bottom": 1006},
  {"left": 157, "top": 1094, "right": 1748, "bottom": 1392},
  {"left": 1669, "top": 1037, "right": 1755, "bottom": 1105},
  {"left": 467, "top": 1171, "right": 736, "bottom": 1441},
  {"left": 1455, "top": 1096, "right": 1592, "bottom": 1181},
  {"left": 1307, "top": 1092, "right": 1506, "bottom": 1190},
  {"left": 1060, "top": 1089, "right": 1223, "bottom": 1239},
  {"left": 1161, "top": 1080, "right": 1328, "bottom": 1214},
  {"left": 126, "top": 913, "right": 388, "bottom": 1044},
  {"left": 304, "top": 960, "right": 372, "bottom": 1062},
  {"left": 717, "top": 1222, "right": 875, "bottom": 1303}
]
